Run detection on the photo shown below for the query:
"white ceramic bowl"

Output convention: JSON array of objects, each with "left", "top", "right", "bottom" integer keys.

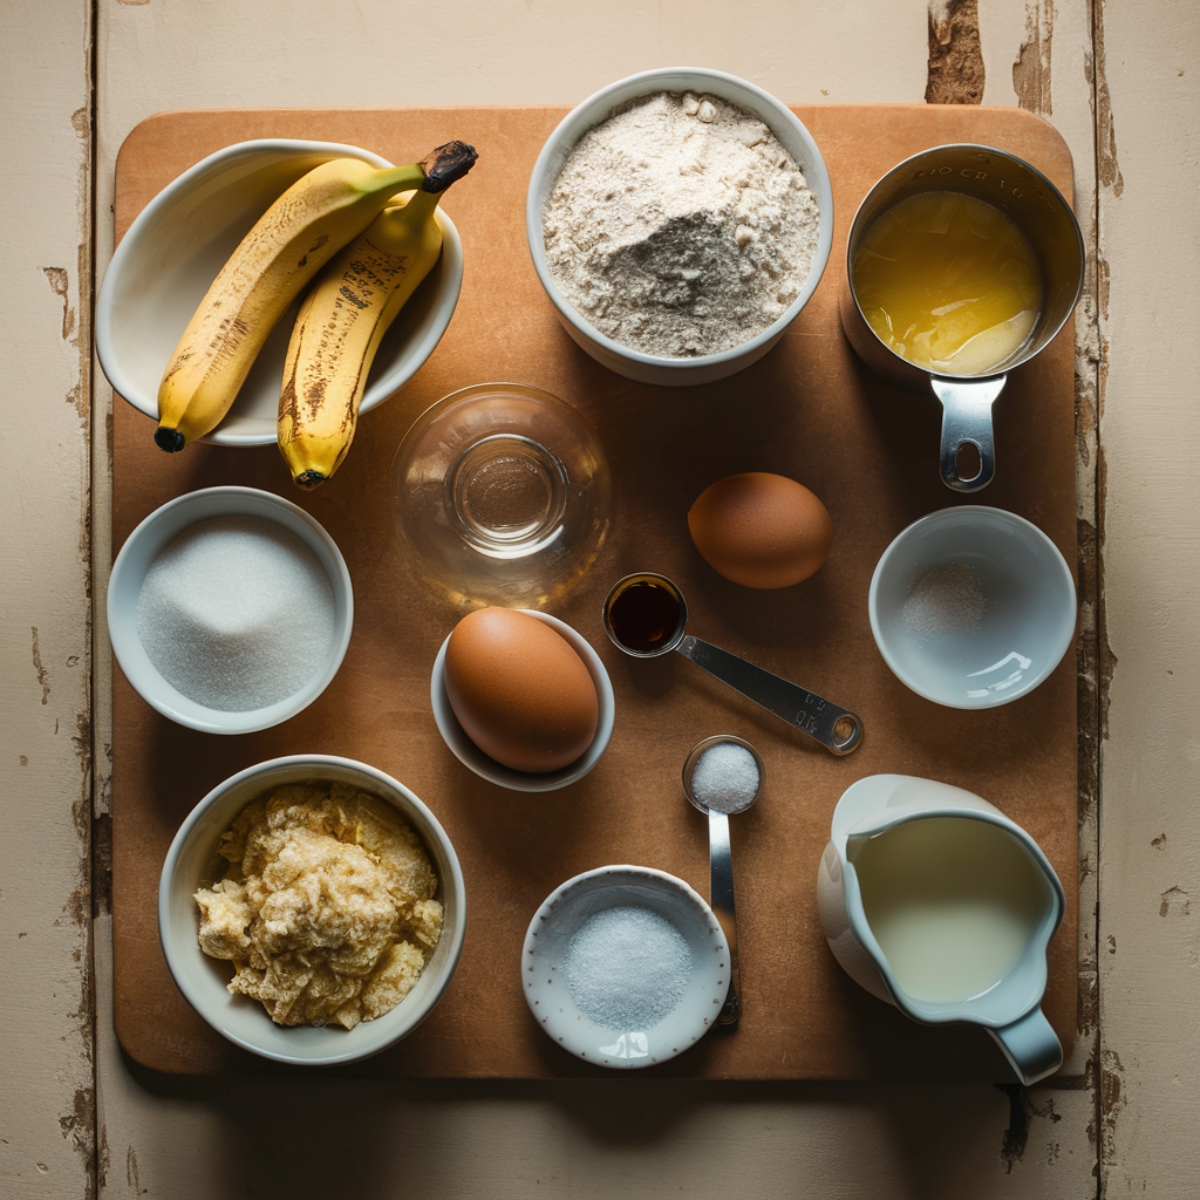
[
  {"left": 523, "top": 865, "right": 730, "bottom": 1069},
  {"left": 159, "top": 754, "right": 466, "bottom": 1066},
  {"left": 869, "top": 506, "right": 1076, "bottom": 709},
  {"left": 97, "top": 138, "right": 464, "bottom": 446},
  {"left": 526, "top": 67, "right": 834, "bottom": 387},
  {"left": 430, "top": 610, "right": 615, "bottom": 792},
  {"left": 108, "top": 486, "right": 353, "bottom": 733}
]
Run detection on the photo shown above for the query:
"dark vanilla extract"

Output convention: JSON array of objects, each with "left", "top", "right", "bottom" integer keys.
[{"left": 607, "top": 580, "right": 682, "bottom": 654}]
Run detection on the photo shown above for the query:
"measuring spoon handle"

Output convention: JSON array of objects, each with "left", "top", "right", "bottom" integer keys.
[
  {"left": 709, "top": 809, "right": 741, "bottom": 1027},
  {"left": 676, "top": 635, "right": 864, "bottom": 755}
]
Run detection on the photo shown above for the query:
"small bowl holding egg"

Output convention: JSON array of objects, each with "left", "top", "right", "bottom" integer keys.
[{"left": 430, "top": 608, "right": 615, "bottom": 792}]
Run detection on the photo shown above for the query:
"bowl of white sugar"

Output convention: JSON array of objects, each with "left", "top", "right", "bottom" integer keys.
[
  {"left": 522, "top": 865, "right": 731, "bottom": 1068},
  {"left": 108, "top": 486, "right": 353, "bottom": 733},
  {"left": 527, "top": 67, "right": 833, "bottom": 387}
]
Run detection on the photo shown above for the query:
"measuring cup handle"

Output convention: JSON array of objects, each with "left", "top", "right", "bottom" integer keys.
[
  {"left": 708, "top": 810, "right": 741, "bottom": 1026},
  {"left": 988, "top": 1006, "right": 1063, "bottom": 1085},
  {"left": 677, "top": 635, "right": 863, "bottom": 755},
  {"left": 930, "top": 375, "right": 1007, "bottom": 493}
]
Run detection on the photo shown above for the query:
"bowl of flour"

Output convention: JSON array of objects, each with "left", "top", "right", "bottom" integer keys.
[
  {"left": 108, "top": 486, "right": 353, "bottom": 733},
  {"left": 527, "top": 68, "right": 833, "bottom": 386}
]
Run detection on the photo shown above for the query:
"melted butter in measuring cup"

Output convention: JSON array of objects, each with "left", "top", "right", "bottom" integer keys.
[{"left": 852, "top": 191, "right": 1043, "bottom": 376}]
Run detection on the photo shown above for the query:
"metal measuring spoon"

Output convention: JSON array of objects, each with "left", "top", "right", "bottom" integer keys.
[
  {"left": 683, "top": 734, "right": 765, "bottom": 1028},
  {"left": 603, "top": 572, "right": 864, "bottom": 756}
]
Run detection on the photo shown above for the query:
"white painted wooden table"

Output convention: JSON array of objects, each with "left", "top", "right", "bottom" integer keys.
[{"left": 2, "top": 1, "right": 1196, "bottom": 1195}]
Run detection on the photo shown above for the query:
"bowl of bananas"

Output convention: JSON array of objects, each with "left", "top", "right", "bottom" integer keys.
[{"left": 97, "top": 137, "right": 475, "bottom": 484}]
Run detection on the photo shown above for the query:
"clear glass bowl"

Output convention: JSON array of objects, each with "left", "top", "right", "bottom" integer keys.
[{"left": 390, "top": 383, "right": 611, "bottom": 608}]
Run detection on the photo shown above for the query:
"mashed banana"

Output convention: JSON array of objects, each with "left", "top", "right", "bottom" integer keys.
[{"left": 194, "top": 781, "right": 443, "bottom": 1029}]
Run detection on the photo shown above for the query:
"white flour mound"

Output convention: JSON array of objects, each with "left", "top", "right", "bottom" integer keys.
[{"left": 542, "top": 91, "right": 820, "bottom": 358}]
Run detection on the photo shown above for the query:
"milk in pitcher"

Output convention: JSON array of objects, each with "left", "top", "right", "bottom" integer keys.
[{"left": 848, "top": 816, "right": 1051, "bottom": 1005}]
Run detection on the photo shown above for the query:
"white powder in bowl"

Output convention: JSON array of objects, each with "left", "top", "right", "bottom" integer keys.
[
  {"left": 542, "top": 91, "right": 820, "bottom": 358},
  {"left": 563, "top": 905, "right": 692, "bottom": 1030},
  {"left": 902, "top": 561, "right": 987, "bottom": 636},
  {"left": 135, "top": 515, "right": 337, "bottom": 711},
  {"left": 691, "top": 740, "right": 761, "bottom": 815}
]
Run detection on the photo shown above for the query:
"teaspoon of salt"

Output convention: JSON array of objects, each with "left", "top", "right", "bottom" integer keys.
[{"left": 682, "top": 735, "right": 765, "bottom": 1030}]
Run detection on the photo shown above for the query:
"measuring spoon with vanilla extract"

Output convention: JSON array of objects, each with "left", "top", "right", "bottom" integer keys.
[{"left": 602, "top": 572, "right": 864, "bottom": 756}]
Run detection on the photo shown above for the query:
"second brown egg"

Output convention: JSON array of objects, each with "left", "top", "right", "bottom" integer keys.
[{"left": 688, "top": 472, "right": 833, "bottom": 589}]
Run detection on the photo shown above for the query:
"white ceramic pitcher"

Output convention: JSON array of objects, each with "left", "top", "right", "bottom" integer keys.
[{"left": 817, "top": 774, "right": 1065, "bottom": 1085}]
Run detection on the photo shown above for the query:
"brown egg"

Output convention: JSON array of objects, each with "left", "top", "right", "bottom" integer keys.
[
  {"left": 688, "top": 472, "right": 833, "bottom": 589},
  {"left": 444, "top": 608, "right": 599, "bottom": 773}
]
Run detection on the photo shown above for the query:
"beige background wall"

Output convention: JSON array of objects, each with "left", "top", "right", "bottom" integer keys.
[{"left": 1, "top": 0, "right": 1195, "bottom": 1195}]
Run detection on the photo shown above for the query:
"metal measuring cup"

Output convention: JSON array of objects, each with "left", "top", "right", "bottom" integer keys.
[
  {"left": 602, "top": 572, "right": 863, "bottom": 756},
  {"left": 839, "top": 143, "right": 1084, "bottom": 493}
]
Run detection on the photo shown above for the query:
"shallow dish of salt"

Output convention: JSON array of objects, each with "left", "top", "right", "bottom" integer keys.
[
  {"left": 869, "top": 506, "right": 1075, "bottom": 710},
  {"left": 108, "top": 486, "right": 353, "bottom": 733},
  {"left": 522, "top": 865, "right": 730, "bottom": 1069}
]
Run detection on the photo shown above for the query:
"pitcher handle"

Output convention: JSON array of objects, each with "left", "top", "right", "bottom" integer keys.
[
  {"left": 988, "top": 1006, "right": 1063, "bottom": 1085},
  {"left": 930, "top": 376, "right": 1007, "bottom": 493}
]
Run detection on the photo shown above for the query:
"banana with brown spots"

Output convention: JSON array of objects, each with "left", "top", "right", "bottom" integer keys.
[
  {"left": 277, "top": 142, "right": 477, "bottom": 489},
  {"left": 155, "top": 143, "right": 474, "bottom": 452}
]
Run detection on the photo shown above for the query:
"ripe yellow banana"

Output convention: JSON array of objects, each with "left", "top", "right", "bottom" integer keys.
[
  {"left": 154, "top": 144, "right": 473, "bottom": 452},
  {"left": 278, "top": 143, "right": 477, "bottom": 489}
]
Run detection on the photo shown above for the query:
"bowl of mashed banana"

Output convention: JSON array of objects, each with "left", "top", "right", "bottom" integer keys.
[{"left": 159, "top": 754, "right": 466, "bottom": 1065}]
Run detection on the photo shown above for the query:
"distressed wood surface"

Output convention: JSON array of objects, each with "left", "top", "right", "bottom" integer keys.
[
  {"left": 1094, "top": 2, "right": 1200, "bottom": 1194},
  {"left": 4, "top": 0, "right": 1195, "bottom": 1194},
  {"left": 0, "top": 2, "right": 95, "bottom": 1199}
]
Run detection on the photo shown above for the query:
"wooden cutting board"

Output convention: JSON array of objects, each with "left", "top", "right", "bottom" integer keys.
[{"left": 110, "top": 104, "right": 1079, "bottom": 1078}]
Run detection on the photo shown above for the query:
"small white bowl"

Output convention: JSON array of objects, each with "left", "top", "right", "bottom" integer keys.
[
  {"left": 526, "top": 67, "right": 834, "bottom": 387},
  {"left": 523, "top": 865, "right": 730, "bottom": 1069},
  {"left": 159, "top": 755, "right": 466, "bottom": 1066},
  {"left": 108, "top": 486, "right": 353, "bottom": 733},
  {"left": 97, "top": 138, "right": 464, "bottom": 446},
  {"left": 869, "top": 506, "right": 1076, "bottom": 709},
  {"left": 430, "top": 610, "right": 615, "bottom": 792}
]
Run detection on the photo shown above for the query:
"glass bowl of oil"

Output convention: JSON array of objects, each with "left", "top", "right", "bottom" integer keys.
[{"left": 390, "top": 383, "right": 611, "bottom": 609}]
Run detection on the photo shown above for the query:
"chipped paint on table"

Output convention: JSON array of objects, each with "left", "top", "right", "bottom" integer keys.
[{"left": 0, "top": 1, "right": 96, "bottom": 1197}]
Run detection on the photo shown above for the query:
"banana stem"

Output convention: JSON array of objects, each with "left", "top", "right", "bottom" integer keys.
[
  {"left": 363, "top": 162, "right": 426, "bottom": 201},
  {"left": 418, "top": 141, "right": 478, "bottom": 192},
  {"left": 365, "top": 141, "right": 476, "bottom": 205}
]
